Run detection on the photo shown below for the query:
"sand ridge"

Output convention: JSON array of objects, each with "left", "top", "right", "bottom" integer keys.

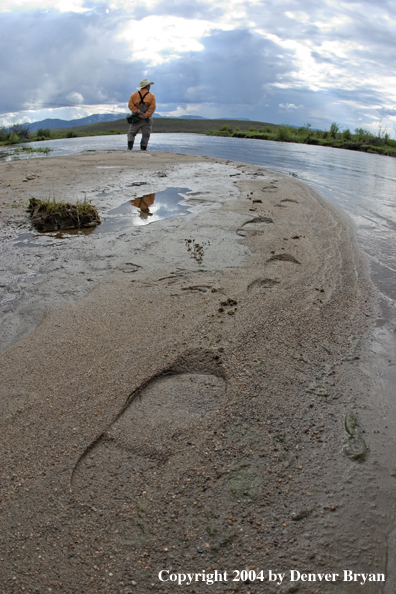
[{"left": 0, "top": 151, "right": 391, "bottom": 593}]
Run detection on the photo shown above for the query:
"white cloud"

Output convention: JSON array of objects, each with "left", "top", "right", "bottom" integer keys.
[
  {"left": 1, "top": 0, "right": 396, "bottom": 133},
  {"left": 0, "top": 0, "right": 90, "bottom": 12},
  {"left": 284, "top": 10, "right": 311, "bottom": 24},
  {"left": 109, "top": 0, "right": 260, "bottom": 17},
  {"left": 279, "top": 103, "right": 302, "bottom": 110},
  {"left": 284, "top": 9, "right": 352, "bottom": 31},
  {"left": 107, "top": 0, "right": 163, "bottom": 11},
  {"left": 164, "top": 104, "right": 203, "bottom": 117},
  {"left": 67, "top": 91, "right": 84, "bottom": 104},
  {"left": 117, "top": 15, "right": 233, "bottom": 66}
]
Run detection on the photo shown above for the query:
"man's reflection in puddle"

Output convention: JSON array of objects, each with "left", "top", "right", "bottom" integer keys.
[{"left": 131, "top": 193, "right": 155, "bottom": 219}]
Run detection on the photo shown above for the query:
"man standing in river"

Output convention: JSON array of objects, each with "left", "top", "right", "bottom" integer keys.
[{"left": 127, "top": 78, "right": 156, "bottom": 151}]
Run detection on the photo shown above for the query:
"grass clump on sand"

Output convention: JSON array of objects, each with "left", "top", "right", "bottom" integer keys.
[{"left": 28, "top": 197, "right": 101, "bottom": 232}]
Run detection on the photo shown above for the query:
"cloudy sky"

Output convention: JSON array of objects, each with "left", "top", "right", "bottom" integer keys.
[{"left": 1, "top": 0, "right": 396, "bottom": 133}]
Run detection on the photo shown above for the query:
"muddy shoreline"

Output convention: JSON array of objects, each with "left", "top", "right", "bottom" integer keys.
[{"left": 0, "top": 151, "right": 395, "bottom": 593}]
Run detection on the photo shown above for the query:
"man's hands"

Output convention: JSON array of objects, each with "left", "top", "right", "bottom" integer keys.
[{"left": 139, "top": 112, "right": 146, "bottom": 119}]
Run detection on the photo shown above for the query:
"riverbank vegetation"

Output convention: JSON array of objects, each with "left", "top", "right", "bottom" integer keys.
[
  {"left": 0, "top": 124, "right": 52, "bottom": 154},
  {"left": 205, "top": 122, "right": 396, "bottom": 157},
  {"left": 1, "top": 118, "right": 395, "bottom": 158}
]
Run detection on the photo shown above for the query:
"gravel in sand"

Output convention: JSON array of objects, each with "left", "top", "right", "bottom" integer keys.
[{"left": 0, "top": 151, "right": 391, "bottom": 593}]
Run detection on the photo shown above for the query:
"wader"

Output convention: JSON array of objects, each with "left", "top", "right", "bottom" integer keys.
[{"left": 127, "top": 91, "right": 153, "bottom": 150}]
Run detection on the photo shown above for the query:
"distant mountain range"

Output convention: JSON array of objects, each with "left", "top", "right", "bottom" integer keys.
[
  {"left": 29, "top": 113, "right": 126, "bottom": 131},
  {"left": 29, "top": 113, "right": 250, "bottom": 130}
]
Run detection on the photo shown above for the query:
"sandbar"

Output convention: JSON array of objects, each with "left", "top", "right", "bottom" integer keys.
[{"left": 0, "top": 151, "right": 392, "bottom": 593}]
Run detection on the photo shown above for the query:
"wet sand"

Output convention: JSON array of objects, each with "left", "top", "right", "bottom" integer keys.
[{"left": 0, "top": 151, "right": 394, "bottom": 593}]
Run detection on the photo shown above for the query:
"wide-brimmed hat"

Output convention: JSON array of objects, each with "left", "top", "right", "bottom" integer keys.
[{"left": 137, "top": 78, "right": 154, "bottom": 89}]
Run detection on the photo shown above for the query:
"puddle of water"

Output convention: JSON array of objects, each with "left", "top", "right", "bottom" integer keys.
[
  {"left": 95, "top": 186, "right": 192, "bottom": 233},
  {"left": 13, "top": 232, "right": 42, "bottom": 248},
  {"left": 55, "top": 227, "right": 96, "bottom": 238},
  {"left": 13, "top": 187, "right": 193, "bottom": 243},
  {"left": 107, "top": 194, "right": 156, "bottom": 216}
]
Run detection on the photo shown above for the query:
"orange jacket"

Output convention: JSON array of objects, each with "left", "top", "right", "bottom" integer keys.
[{"left": 128, "top": 90, "right": 156, "bottom": 118}]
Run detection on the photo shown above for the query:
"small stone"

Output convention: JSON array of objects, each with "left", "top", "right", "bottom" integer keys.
[{"left": 291, "top": 508, "right": 311, "bottom": 521}]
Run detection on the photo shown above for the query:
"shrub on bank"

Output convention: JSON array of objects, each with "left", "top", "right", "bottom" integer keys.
[
  {"left": 355, "top": 128, "right": 374, "bottom": 142},
  {"left": 0, "top": 122, "right": 31, "bottom": 144},
  {"left": 7, "top": 132, "right": 20, "bottom": 144},
  {"left": 11, "top": 123, "right": 31, "bottom": 141},
  {"left": 0, "top": 127, "right": 9, "bottom": 142},
  {"left": 0, "top": 128, "right": 21, "bottom": 144},
  {"left": 276, "top": 126, "right": 291, "bottom": 142},
  {"left": 330, "top": 122, "right": 339, "bottom": 138},
  {"left": 36, "top": 128, "right": 51, "bottom": 138},
  {"left": 342, "top": 129, "right": 352, "bottom": 141}
]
